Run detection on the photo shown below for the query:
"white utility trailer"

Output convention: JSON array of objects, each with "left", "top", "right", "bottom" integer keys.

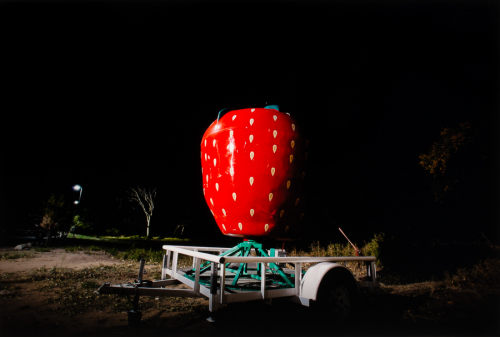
[{"left": 98, "top": 241, "right": 377, "bottom": 324}]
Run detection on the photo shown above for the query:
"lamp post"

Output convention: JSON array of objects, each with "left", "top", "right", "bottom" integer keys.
[{"left": 73, "top": 184, "right": 82, "bottom": 204}]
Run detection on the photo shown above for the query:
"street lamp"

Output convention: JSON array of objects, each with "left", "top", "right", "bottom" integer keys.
[{"left": 73, "top": 184, "right": 82, "bottom": 204}]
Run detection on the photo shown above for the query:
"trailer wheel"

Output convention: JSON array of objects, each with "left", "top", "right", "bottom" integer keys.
[
  {"left": 323, "top": 285, "right": 351, "bottom": 321},
  {"left": 315, "top": 269, "right": 358, "bottom": 322}
]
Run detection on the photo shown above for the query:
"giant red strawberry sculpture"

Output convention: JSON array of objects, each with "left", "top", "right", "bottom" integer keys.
[{"left": 201, "top": 106, "right": 307, "bottom": 239}]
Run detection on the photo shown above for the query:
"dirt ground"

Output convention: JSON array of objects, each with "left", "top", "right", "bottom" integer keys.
[
  {"left": 0, "top": 248, "right": 123, "bottom": 273},
  {"left": 1, "top": 247, "right": 499, "bottom": 337}
]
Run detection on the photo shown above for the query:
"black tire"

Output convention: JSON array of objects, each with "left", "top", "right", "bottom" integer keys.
[
  {"left": 315, "top": 270, "right": 358, "bottom": 323},
  {"left": 323, "top": 284, "right": 351, "bottom": 322}
]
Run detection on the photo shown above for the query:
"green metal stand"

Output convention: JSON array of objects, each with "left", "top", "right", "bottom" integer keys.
[{"left": 185, "top": 240, "right": 295, "bottom": 290}]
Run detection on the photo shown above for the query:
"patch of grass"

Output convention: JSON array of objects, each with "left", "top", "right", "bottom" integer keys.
[
  {"left": 64, "top": 245, "right": 117, "bottom": 255},
  {"left": 33, "top": 247, "right": 51, "bottom": 252},
  {"left": 0, "top": 251, "right": 34, "bottom": 260},
  {"left": 3, "top": 262, "right": 206, "bottom": 316},
  {"left": 0, "top": 285, "right": 20, "bottom": 297},
  {"left": 63, "top": 244, "right": 170, "bottom": 264},
  {"left": 115, "top": 248, "right": 165, "bottom": 264},
  {"left": 99, "top": 235, "right": 191, "bottom": 242},
  {"left": 443, "top": 258, "right": 500, "bottom": 290},
  {"left": 71, "top": 234, "right": 101, "bottom": 240},
  {"left": 64, "top": 246, "right": 81, "bottom": 252},
  {"left": 18, "top": 264, "right": 141, "bottom": 315},
  {"left": 81, "top": 280, "right": 99, "bottom": 289}
]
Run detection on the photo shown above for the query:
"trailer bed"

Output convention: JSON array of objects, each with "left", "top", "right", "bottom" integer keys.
[{"left": 98, "top": 244, "right": 378, "bottom": 318}]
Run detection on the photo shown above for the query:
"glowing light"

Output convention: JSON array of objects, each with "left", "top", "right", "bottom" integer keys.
[{"left": 73, "top": 185, "right": 82, "bottom": 204}]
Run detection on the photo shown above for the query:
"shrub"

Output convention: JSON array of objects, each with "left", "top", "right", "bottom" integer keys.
[
  {"left": 361, "top": 233, "right": 384, "bottom": 267},
  {"left": 80, "top": 280, "right": 99, "bottom": 289},
  {"left": 105, "top": 228, "right": 120, "bottom": 236}
]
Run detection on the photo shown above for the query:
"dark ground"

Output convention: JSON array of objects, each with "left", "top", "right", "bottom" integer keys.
[{"left": 1, "top": 244, "right": 499, "bottom": 337}]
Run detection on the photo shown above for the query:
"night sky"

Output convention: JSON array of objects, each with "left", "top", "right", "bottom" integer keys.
[{"left": 1, "top": 0, "right": 498, "bottom": 245}]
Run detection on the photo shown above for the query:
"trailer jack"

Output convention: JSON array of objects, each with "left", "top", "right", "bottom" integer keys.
[{"left": 128, "top": 286, "right": 142, "bottom": 326}]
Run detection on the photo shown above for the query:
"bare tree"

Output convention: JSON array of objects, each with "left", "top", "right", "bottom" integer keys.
[{"left": 129, "top": 187, "right": 156, "bottom": 237}]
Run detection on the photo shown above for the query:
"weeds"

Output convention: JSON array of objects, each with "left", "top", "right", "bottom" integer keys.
[
  {"left": 64, "top": 246, "right": 81, "bottom": 252},
  {"left": 33, "top": 247, "right": 51, "bottom": 252},
  {"left": 443, "top": 258, "right": 500, "bottom": 290},
  {"left": 63, "top": 245, "right": 165, "bottom": 264},
  {"left": 0, "top": 251, "right": 34, "bottom": 260},
  {"left": 115, "top": 248, "right": 164, "bottom": 264},
  {"left": 81, "top": 280, "right": 100, "bottom": 289},
  {"left": 2, "top": 261, "right": 206, "bottom": 317},
  {"left": 287, "top": 234, "right": 384, "bottom": 274},
  {"left": 72, "top": 234, "right": 191, "bottom": 242},
  {"left": 17, "top": 263, "right": 162, "bottom": 315}
]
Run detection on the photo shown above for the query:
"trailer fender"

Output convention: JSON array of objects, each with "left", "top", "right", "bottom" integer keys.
[{"left": 300, "top": 262, "right": 358, "bottom": 301}]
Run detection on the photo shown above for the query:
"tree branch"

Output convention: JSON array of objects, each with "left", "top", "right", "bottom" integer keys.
[{"left": 129, "top": 187, "right": 157, "bottom": 236}]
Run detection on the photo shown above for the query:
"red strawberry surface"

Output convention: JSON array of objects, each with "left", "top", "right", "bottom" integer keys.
[{"left": 201, "top": 107, "right": 307, "bottom": 239}]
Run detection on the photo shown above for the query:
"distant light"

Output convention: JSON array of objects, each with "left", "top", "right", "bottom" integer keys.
[
  {"left": 73, "top": 184, "right": 82, "bottom": 191},
  {"left": 74, "top": 201, "right": 79, "bottom": 204}
]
